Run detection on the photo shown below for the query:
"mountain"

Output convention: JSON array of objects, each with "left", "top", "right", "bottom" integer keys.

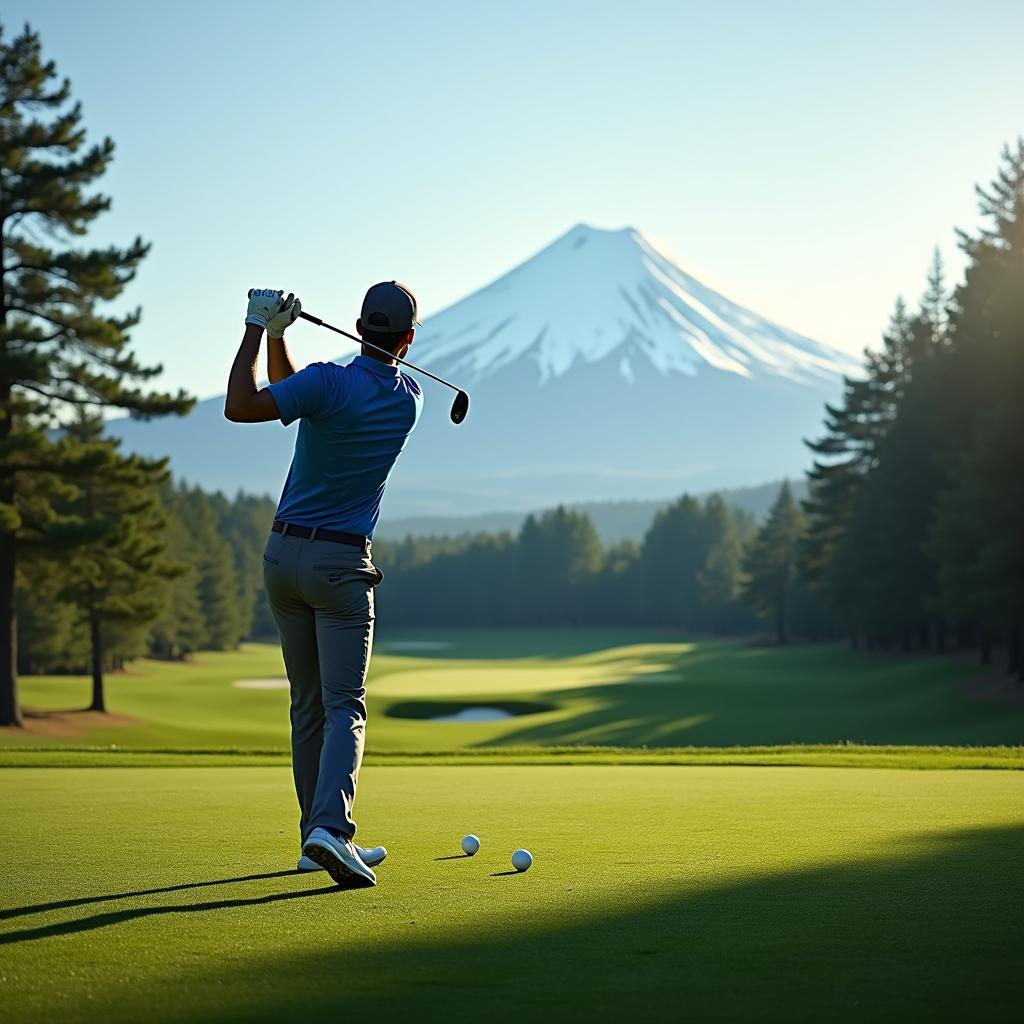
[{"left": 105, "top": 224, "right": 858, "bottom": 516}]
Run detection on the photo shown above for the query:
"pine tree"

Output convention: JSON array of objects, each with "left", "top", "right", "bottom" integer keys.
[
  {"left": 802, "top": 300, "right": 915, "bottom": 614},
  {"left": 517, "top": 508, "right": 603, "bottom": 625},
  {"left": 175, "top": 487, "right": 244, "bottom": 649},
  {"left": 0, "top": 24, "right": 192, "bottom": 724},
  {"left": 147, "top": 492, "right": 206, "bottom": 659},
  {"left": 742, "top": 483, "right": 805, "bottom": 644},
  {"left": 638, "top": 495, "right": 710, "bottom": 628},
  {"left": 52, "top": 413, "right": 183, "bottom": 711},
  {"left": 15, "top": 562, "right": 88, "bottom": 673},
  {"left": 697, "top": 494, "right": 747, "bottom": 633},
  {"left": 928, "top": 139, "right": 1024, "bottom": 673}
]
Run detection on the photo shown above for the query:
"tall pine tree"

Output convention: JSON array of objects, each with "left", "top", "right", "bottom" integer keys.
[
  {"left": 928, "top": 140, "right": 1024, "bottom": 674},
  {"left": 742, "top": 483, "right": 805, "bottom": 644},
  {"left": 0, "top": 24, "right": 191, "bottom": 724},
  {"left": 53, "top": 413, "right": 183, "bottom": 711}
]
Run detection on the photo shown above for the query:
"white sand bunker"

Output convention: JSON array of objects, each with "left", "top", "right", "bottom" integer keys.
[
  {"left": 380, "top": 641, "right": 454, "bottom": 652},
  {"left": 431, "top": 707, "right": 513, "bottom": 723},
  {"left": 233, "top": 678, "right": 289, "bottom": 690}
]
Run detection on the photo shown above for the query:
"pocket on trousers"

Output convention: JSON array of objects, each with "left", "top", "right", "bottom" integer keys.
[{"left": 311, "top": 561, "right": 383, "bottom": 587}]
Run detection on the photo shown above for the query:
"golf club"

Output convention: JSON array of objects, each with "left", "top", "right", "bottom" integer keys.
[{"left": 297, "top": 309, "right": 470, "bottom": 424}]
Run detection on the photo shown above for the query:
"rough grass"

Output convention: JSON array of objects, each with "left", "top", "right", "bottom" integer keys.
[{"left": 2, "top": 764, "right": 1022, "bottom": 1021}]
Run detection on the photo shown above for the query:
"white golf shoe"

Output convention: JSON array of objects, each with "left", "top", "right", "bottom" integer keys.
[
  {"left": 300, "top": 828, "right": 377, "bottom": 888},
  {"left": 297, "top": 842, "right": 387, "bottom": 872}
]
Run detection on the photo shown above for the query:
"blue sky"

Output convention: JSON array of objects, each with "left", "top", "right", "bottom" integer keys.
[{"left": 6, "top": 0, "right": 1024, "bottom": 398}]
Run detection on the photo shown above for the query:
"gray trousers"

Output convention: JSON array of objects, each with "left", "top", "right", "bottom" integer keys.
[{"left": 262, "top": 530, "right": 382, "bottom": 843}]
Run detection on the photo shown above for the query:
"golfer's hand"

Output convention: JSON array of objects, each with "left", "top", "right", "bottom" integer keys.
[
  {"left": 245, "top": 288, "right": 285, "bottom": 329},
  {"left": 266, "top": 293, "right": 301, "bottom": 339}
]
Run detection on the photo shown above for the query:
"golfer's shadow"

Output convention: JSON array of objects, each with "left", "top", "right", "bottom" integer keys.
[{"left": 0, "top": 869, "right": 339, "bottom": 947}]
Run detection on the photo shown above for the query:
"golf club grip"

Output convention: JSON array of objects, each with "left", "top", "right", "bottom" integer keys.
[{"left": 298, "top": 311, "right": 323, "bottom": 327}]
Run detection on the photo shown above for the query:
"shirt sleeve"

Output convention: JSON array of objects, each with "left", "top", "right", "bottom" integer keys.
[{"left": 266, "top": 363, "right": 329, "bottom": 425}]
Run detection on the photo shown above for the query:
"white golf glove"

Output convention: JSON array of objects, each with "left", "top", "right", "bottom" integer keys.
[
  {"left": 266, "top": 293, "right": 302, "bottom": 339},
  {"left": 245, "top": 288, "right": 285, "bottom": 329}
]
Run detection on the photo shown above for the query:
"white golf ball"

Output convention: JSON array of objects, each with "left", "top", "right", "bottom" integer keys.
[
  {"left": 511, "top": 848, "right": 533, "bottom": 872},
  {"left": 461, "top": 834, "right": 481, "bottom": 856}
]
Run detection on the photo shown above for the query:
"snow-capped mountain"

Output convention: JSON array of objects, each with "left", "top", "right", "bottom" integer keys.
[
  {"left": 422, "top": 224, "right": 857, "bottom": 386},
  {"left": 105, "top": 224, "right": 857, "bottom": 519}
]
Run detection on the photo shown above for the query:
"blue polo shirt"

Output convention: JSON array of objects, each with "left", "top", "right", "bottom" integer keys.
[{"left": 266, "top": 355, "right": 422, "bottom": 538}]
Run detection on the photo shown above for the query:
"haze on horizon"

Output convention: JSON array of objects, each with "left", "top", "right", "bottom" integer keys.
[{"left": 6, "top": 0, "right": 1024, "bottom": 399}]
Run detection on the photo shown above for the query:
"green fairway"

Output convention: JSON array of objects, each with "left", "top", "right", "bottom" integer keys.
[
  {"left": 5, "top": 631, "right": 1023, "bottom": 752},
  {"left": 2, "top": 764, "right": 1022, "bottom": 1021}
]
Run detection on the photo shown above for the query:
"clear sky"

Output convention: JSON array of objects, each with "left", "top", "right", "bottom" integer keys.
[{"left": 6, "top": 0, "right": 1023, "bottom": 398}]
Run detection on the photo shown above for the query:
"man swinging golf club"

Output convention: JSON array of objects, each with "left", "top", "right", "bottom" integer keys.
[{"left": 225, "top": 282, "right": 423, "bottom": 888}]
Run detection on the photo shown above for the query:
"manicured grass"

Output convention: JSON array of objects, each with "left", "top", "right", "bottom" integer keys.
[
  {"left": 4, "top": 630, "right": 1022, "bottom": 752},
  {"left": 1, "top": 764, "right": 1021, "bottom": 1021}
]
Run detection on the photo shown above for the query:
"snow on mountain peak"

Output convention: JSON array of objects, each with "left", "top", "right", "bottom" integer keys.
[{"left": 418, "top": 223, "right": 859, "bottom": 385}]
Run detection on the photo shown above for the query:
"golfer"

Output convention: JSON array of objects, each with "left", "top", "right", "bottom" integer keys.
[{"left": 225, "top": 283, "right": 423, "bottom": 888}]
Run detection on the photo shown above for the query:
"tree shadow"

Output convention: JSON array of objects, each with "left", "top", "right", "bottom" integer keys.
[
  {"left": 175, "top": 823, "right": 1024, "bottom": 1020},
  {"left": 0, "top": 880, "right": 342, "bottom": 947},
  {"left": 0, "top": 870, "right": 300, "bottom": 922},
  {"left": 375, "top": 629, "right": 685, "bottom": 662},
  {"left": 470, "top": 641, "right": 1024, "bottom": 747}
]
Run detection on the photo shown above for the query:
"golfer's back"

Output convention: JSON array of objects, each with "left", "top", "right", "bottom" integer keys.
[{"left": 267, "top": 355, "right": 423, "bottom": 538}]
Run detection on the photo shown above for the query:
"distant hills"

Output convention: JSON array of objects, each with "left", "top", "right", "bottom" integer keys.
[{"left": 376, "top": 480, "right": 807, "bottom": 544}]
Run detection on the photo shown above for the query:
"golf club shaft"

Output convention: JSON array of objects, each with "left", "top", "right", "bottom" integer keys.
[{"left": 298, "top": 311, "right": 459, "bottom": 394}]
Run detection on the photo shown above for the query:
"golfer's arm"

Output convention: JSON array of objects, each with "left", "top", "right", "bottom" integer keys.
[
  {"left": 224, "top": 324, "right": 280, "bottom": 423},
  {"left": 266, "top": 336, "right": 298, "bottom": 384}
]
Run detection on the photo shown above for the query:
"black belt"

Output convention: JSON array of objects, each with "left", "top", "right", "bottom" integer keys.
[{"left": 272, "top": 520, "right": 370, "bottom": 552}]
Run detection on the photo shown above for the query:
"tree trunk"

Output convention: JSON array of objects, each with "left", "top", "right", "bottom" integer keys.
[
  {"left": 0, "top": 219, "right": 18, "bottom": 726},
  {"left": 776, "top": 603, "right": 787, "bottom": 645},
  {"left": 0, "top": 527, "right": 20, "bottom": 726},
  {"left": 88, "top": 611, "right": 105, "bottom": 712}
]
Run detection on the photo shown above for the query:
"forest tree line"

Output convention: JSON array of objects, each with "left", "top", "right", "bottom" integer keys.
[
  {"left": 801, "top": 140, "right": 1024, "bottom": 678},
  {"left": 16, "top": 477, "right": 838, "bottom": 679}
]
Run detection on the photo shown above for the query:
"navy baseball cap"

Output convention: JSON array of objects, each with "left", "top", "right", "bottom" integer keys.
[{"left": 361, "top": 281, "right": 421, "bottom": 333}]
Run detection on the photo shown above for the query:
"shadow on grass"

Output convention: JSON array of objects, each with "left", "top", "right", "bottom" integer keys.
[
  {"left": 181, "top": 823, "right": 1023, "bottom": 1020},
  {"left": 0, "top": 879, "right": 341, "bottom": 946},
  {"left": 375, "top": 630, "right": 691, "bottom": 662},
  {"left": 473, "top": 642, "right": 1023, "bottom": 748},
  {"left": 0, "top": 870, "right": 299, "bottom": 921}
]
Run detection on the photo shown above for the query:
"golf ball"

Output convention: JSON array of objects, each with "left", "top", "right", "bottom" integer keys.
[
  {"left": 511, "top": 848, "right": 533, "bottom": 872},
  {"left": 461, "top": 834, "right": 481, "bottom": 856}
]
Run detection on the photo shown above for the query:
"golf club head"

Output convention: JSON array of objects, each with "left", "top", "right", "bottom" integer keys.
[{"left": 450, "top": 390, "right": 470, "bottom": 424}]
